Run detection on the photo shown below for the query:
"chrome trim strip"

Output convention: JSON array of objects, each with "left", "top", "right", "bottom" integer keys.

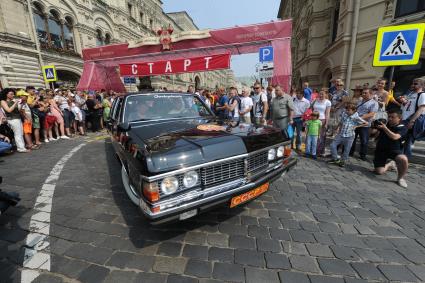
[{"left": 141, "top": 141, "right": 290, "bottom": 182}]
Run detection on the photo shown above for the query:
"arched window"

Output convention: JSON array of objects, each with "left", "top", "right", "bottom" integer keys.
[
  {"left": 104, "top": 33, "right": 111, "bottom": 45},
  {"left": 33, "top": 2, "right": 48, "bottom": 45},
  {"left": 64, "top": 16, "right": 74, "bottom": 51},
  {"left": 96, "top": 29, "right": 104, "bottom": 46},
  {"left": 48, "top": 10, "right": 63, "bottom": 49}
]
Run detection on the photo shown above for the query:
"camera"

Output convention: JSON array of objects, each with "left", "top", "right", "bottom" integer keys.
[{"left": 372, "top": 119, "right": 387, "bottom": 128}]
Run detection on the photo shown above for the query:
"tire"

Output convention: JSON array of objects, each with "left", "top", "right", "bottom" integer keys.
[{"left": 121, "top": 165, "right": 140, "bottom": 206}]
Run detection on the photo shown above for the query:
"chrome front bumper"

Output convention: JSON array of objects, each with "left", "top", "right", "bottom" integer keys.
[{"left": 139, "top": 157, "right": 297, "bottom": 224}]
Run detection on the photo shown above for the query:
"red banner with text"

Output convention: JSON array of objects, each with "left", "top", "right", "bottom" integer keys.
[{"left": 119, "top": 53, "right": 231, "bottom": 77}]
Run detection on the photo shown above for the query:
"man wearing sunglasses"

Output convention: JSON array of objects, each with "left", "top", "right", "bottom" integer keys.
[
  {"left": 251, "top": 82, "right": 268, "bottom": 125},
  {"left": 399, "top": 78, "right": 425, "bottom": 157}
]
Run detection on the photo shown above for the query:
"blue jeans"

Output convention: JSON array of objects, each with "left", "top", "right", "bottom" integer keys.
[
  {"left": 350, "top": 127, "right": 370, "bottom": 157},
  {"left": 331, "top": 134, "right": 355, "bottom": 161},
  {"left": 292, "top": 117, "right": 303, "bottom": 149},
  {"left": 402, "top": 120, "right": 414, "bottom": 157},
  {"left": 306, "top": 135, "right": 318, "bottom": 156},
  {"left": 0, "top": 141, "right": 12, "bottom": 154}
]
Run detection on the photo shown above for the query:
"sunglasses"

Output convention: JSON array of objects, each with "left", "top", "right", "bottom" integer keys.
[
  {"left": 254, "top": 87, "right": 260, "bottom": 89},
  {"left": 413, "top": 82, "right": 420, "bottom": 85},
  {"left": 337, "top": 84, "right": 343, "bottom": 86}
]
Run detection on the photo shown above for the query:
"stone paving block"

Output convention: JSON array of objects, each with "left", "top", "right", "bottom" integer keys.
[
  {"left": 126, "top": 254, "right": 155, "bottom": 271},
  {"left": 374, "top": 249, "right": 411, "bottom": 264},
  {"left": 344, "top": 278, "right": 368, "bottom": 283},
  {"left": 317, "top": 258, "right": 357, "bottom": 276},
  {"left": 354, "top": 225, "right": 376, "bottom": 235},
  {"left": 353, "top": 248, "right": 382, "bottom": 263},
  {"left": 318, "top": 223, "right": 340, "bottom": 233},
  {"left": 235, "top": 249, "right": 265, "bottom": 267},
  {"left": 206, "top": 233, "right": 228, "bottom": 247},
  {"left": 182, "top": 244, "right": 208, "bottom": 260},
  {"left": 103, "top": 270, "right": 137, "bottom": 283},
  {"left": 289, "top": 230, "right": 316, "bottom": 243},
  {"left": 363, "top": 236, "right": 395, "bottom": 250},
  {"left": 134, "top": 272, "right": 167, "bottom": 283},
  {"left": 306, "top": 243, "right": 334, "bottom": 258},
  {"left": 256, "top": 238, "right": 282, "bottom": 252},
  {"left": 157, "top": 242, "right": 182, "bottom": 257},
  {"left": 245, "top": 267, "right": 279, "bottom": 283},
  {"left": 184, "top": 259, "right": 212, "bottom": 278},
  {"left": 378, "top": 264, "right": 420, "bottom": 282},
  {"left": 339, "top": 224, "right": 358, "bottom": 234},
  {"left": 241, "top": 216, "right": 259, "bottom": 226},
  {"left": 314, "top": 213, "right": 341, "bottom": 223},
  {"left": 269, "top": 228, "right": 291, "bottom": 241},
  {"left": 371, "top": 226, "right": 405, "bottom": 237},
  {"left": 299, "top": 221, "right": 320, "bottom": 232},
  {"left": 248, "top": 225, "right": 270, "bottom": 238},
  {"left": 408, "top": 265, "right": 425, "bottom": 281},
  {"left": 208, "top": 247, "right": 234, "bottom": 263},
  {"left": 33, "top": 273, "right": 64, "bottom": 283},
  {"left": 330, "top": 246, "right": 360, "bottom": 261},
  {"left": 50, "top": 255, "right": 89, "bottom": 279},
  {"left": 184, "top": 232, "right": 207, "bottom": 245},
  {"left": 166, "top": 275, "right": 198, "bottom": 283},
  {"left": 153, "top": 256, "right": 187, "bottom": 274},
  {"left": 105, "top": 251, "right": 134, "bottom": 268},
  {"left": 313, "top": 232, "right": 334, "bottom": 245},
  {"left": 331, "top": 234, "right": 367, "bottom": 249},
  {"left": 77, "top": 264, "right": 110, "bottom": 283},
  {"left": 308, "top": 275, "right": 345, "bottom": 283},
  {"left": 351, "top": 262, "right": 386, "bottom": 281},
  {"left": 64, "top": 243, "right": 113, "bottom": 265},
  {"left": 218, "top": 223, "right": 247, "bottom": 235},
  {"left": 280, "top": 219, "right": 300, "bottom": 229},
  {"left": 278, "top": 271, "right": 310, "bottom": 283},
  {"left": 258, "top": 217, "right": 282, "bottom": 228},
  {"left": 229, "top": 235, "right": 256, "bottom": 250},
  {"left": 289, "top": 255, "right": 320, "bottom": 273},
  {"left": 264, "top": 253, "right": 290, "bottom": 269},
  {"left": 212, "top": 262, "right": 244, "bottom": 282}
]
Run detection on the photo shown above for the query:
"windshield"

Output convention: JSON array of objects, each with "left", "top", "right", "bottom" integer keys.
[{"left": 124, "top": 93, "right": 213, "bottom": 122}]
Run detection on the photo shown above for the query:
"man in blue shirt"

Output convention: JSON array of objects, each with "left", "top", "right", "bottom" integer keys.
[
  {"left": 215, "top": 87, "right": 229, "bottom": 120},
  {"left": 303, "top": 82, "right": 313, "bottom": 101}
]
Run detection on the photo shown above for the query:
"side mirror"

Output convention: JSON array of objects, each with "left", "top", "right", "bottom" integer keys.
[{"left": 118, "top": 122, "right": 131, "bottom": 132}]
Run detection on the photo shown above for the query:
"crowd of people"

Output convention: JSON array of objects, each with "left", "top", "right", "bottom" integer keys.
[
  {"left": 0, "top": 87, "right": 115, "bottom": 157},
  {"left": 1, "top": 78, "right": 424, "bottom": 188},
  {"left": 195, "top": 77, "right": 424, "bottom": 189}
]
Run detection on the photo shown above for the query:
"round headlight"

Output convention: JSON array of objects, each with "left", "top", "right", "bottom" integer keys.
[
  {"left": 183, "top": 171, "right": 199, "bottom": 188},
  {"left": 160, "top": 176, "right": 179, "bottom": 195},
  {"left": 268, "top": 148, "right": 276, "bottom": 161},
  {"left": 277, "top": 146, "right": 285, "bottom": 158}
]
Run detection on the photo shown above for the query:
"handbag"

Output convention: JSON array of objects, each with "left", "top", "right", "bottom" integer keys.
[
  {"left": 302, "top": 100, "right": 316, "bottom": 121},
  {"left": 412, "top": 92, "right": 425, "bottom": 140}
]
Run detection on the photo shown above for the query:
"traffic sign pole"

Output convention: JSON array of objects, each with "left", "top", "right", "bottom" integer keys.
[{"left": 387, "top": 66, "right": 395, "bottom": 91}]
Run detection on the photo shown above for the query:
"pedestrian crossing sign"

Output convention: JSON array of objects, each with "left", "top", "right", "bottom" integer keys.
[
  {"left": 373, "top": 23, "right": 425, "bottom": 67},
  {"left": 42, "top": 65, "right": 57, "bottom": 82}
]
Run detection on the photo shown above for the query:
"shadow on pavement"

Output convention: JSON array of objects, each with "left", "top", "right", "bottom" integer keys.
[{"left": 104, "top": 139, "right": 240, "bottom": 249}]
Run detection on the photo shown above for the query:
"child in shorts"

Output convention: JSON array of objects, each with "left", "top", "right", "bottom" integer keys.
[{"left": 305, "top": 111, "right": 322, "bottom": 159}]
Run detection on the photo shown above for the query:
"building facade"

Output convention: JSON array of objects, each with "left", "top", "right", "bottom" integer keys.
[
  {"left": 0, "top": 0, "right": 233, "bottom": 91},
  {"left": 278, "top": 0, "right": 425, "bottom": 94}
]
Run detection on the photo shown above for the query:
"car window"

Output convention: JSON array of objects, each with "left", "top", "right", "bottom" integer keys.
[{"left": 124, "top": 94, "right": 213, "bottom": 122}]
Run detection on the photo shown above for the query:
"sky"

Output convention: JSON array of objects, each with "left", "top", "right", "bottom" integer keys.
[{"left": 162, "top": 0, "right": 281, "bottom": 78}]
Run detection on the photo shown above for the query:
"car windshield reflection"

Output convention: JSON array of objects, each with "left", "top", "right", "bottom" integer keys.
[{"left": 125, "top": 93, "right": 212, "bottom": 122}]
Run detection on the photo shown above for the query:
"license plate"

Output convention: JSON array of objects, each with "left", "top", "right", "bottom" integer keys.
[
  {"left": 179, "top": 209, "right": 197, "bottom": 220},
  {"left": 230, "top": 183, "right": 269, "bottom": 208}
]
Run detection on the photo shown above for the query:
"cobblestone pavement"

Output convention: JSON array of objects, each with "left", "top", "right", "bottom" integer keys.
[{"left": 1, "top": 133, "right": 425, "bottom": 283}]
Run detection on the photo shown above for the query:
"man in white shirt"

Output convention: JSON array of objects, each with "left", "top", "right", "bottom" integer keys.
[
  {"left": 400, "top": 78, "right": 425, "bottom": 157},
  {"left": 292, "top": 90, "right": 310, "bottom": 150},
  {"left": 251, "top": 82, "right": 268, "bottom": 125},
  {"left": 239, "top": 87, "right": 253, "bottom": 124}
]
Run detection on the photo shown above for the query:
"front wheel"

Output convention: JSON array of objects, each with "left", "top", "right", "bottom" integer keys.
[{"left": 121, "top": 165, "right": 140, "bottom": 206}]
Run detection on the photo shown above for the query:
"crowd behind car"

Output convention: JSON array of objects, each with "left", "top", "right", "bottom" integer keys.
[
  {"left": 1, "top": 78, "right": 424, "bottom": 188},
  {"left": 0, "top": 87, "right": 115, "bottom": 155}
]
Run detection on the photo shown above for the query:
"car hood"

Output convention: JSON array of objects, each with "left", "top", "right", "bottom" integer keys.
[{"left": 130, "top": 118, "right": 285, "bottom": 173}]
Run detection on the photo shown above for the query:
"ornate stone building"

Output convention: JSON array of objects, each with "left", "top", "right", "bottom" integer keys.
[
  {"left": 0, "top": 0, "right": 233, "bottom": 90},
  {"left": 278, "top": 0, "right": 425, "bottom": 94}
]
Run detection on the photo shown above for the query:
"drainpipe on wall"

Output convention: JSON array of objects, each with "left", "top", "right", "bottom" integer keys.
[
  {"left": 345, "top": 0, "right": 361, "bottom": 88},
  {"left": 26, "top": 0, "right": 49, "bottom": 89}
]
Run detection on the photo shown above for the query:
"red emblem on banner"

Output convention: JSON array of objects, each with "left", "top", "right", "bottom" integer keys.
[
  {"left": 157, "top": 24, "right": 174, "bottom": 51},
  {"left": 119, "top": 53, "right": 231, "bottom": 77}
]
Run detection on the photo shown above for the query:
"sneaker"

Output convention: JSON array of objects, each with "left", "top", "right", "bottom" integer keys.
[
  {"left": 44, "top": 139, "right": 49, "bottom": 143},
  {"left": 304, "top": 153, "right": 310, "bottom": 158},
  {"left": 312, "top": 155, "right": 317, "bottom": 160},
  {"left": 360, "top": 156, "right": 369, "bottom": 162},
  {"left": 397, "top": 178, "right": 408, "bottom": 188},
  {"left": 387, "top": 161, "right": 397, "bottom": 172},
  {"left": 338, "top": 160, "right": 346, "bottom": 167},
  {"left": 327, "top": 159, "right": 340, "bottom": 164},
  {"left": 49, "top": 138, "right": 57, "bottom": 142},
  {"left": 60, "top": 135, "right": 70, "bottom": 139}
]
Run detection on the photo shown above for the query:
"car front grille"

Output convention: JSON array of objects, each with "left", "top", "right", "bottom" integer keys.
[
  {"left": 201, "top": 158, "right": 245, "bottom": 186},
  {"left": 247, "top": 151, "right": 268, "bottom": 174}
]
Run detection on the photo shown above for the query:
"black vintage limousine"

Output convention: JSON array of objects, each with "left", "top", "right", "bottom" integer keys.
[{"left": 109, "top": 92, "right": 297, "bottom": 224}]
